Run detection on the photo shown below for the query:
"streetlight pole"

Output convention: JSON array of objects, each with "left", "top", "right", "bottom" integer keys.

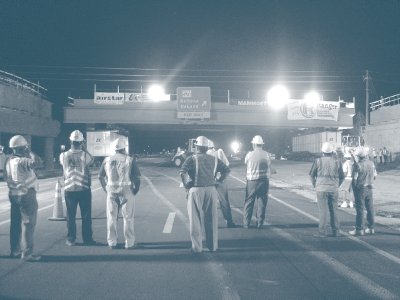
[{"left": 364, "top": 70, "right": 370, "bottom": 126}]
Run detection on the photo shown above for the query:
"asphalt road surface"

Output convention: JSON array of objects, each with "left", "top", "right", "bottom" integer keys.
[{"left": 1, "top": 158, "right": 400, "bottom": 300}]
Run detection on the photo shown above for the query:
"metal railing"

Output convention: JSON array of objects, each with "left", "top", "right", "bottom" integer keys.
[
  {"left": 370, "top": 94, "right": 400, "bottom": 111},
  {"left": 0, "top": 69, "right": 47, "bottom": 98}
]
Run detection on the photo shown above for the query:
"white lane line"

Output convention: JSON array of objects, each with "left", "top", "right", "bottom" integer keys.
[
  {"left": 231, "top": 205, "right": 398, "bottom": 300},
  {"left": 162, "top": 212, "right": 176, "bottom": 234},
  {"left": 230, "top": 174, "right": 400, "bottom": 266},
  {"left": 143, "top": 175, "right": 241, "bottom": 300}
]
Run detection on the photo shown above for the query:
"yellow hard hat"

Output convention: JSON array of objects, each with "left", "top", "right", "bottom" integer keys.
[{"left": 9, "top": 135, "right": 28, "bottom": 148}]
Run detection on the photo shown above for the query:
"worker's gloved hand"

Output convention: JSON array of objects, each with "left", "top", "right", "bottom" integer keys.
[{"left": 184, "top": 180, "right": 193, "bottom": 190}]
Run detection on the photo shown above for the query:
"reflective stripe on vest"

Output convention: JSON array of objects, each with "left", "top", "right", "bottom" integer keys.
[
  {"left": 105, "top": 155, "right": 133, "bottom": 193},
  {"left": 6, "top": 157, "right": 38, "bottom": 196},
  {"left": 63, "top": 151, "right": 90, "bottom": 191}
]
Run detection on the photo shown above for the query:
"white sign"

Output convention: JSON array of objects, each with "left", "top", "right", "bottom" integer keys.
[
  {"left": 287, "top": 100, "right": 340, "bottom": 121},
  {"left": 94, "top": 92, "right": 124, "bottom": 105}
]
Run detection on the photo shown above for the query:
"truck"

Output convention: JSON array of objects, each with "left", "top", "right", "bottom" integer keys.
[
  {"left": 171, "top": 138, "right": 196, "bottom": 167},
  {"left": 292, "top": 131, "right": 364, "bottom": 157},
  {"left": 86, "top": 131, "right": 129, "bottom": 166}
]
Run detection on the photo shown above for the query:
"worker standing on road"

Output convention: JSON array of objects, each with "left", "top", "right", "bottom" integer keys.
[
  {"left": 243, "top": 135, "right": 271, "bottom": 229},
  {"left": 98, "top": 137, "right": 141, "bottom": 249},
  {"left": 207, "top": 140, "right": 235, "bottom": 228},
  {"left": 309, "top": 142, "right": 345, "bottom": 237},
  {"left": 349, "top": 147, "right": 377, "bottom": 236},
  {"left": 180, "top": 136, "right": 230, "bottom": 253},
  {"left": 339, "top": 153, "right": 354, "bottom": 208},
  {"left": 59, "top": 130, "right": 96, "bottom": 246},
  {"left": 4, "top": 135, "right": 42, "bottom": 261}
]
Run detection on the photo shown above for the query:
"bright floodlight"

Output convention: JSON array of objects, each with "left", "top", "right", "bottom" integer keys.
[
  {"left": 304, "top": 91, "right": 320, "bottom": 105},
  {"left": 148, "top": 84, "right": 165, "bottom": 101},
  {"left": 267, "top": 85, "right": 290, "bottom": 109},
  {"left": 231, "top": 141, "right": 240, "bottom": 153}
]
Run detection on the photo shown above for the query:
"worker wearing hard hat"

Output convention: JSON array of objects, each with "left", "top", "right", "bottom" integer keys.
[
  {"left": 207, "top": 140, "right": 235, "bottom": 228},
  {"left": 59, "top": 130, "right": 96, "bottom": 246},
  {"left": 98, "top": 137, "right": 141, "bottom": 249},
  {"left": 243, "top": 135, "right": 272, "bottom": 229},
  {"left": 349, "top": 147, "right": 377, "bottom": 236},
  {"left": 309, "top": 142, "right": 345, "bottom": 237},
  {"left": 3, "top": 135, "right": 42, "bottom": 261},
  {"left": 180, "top": 136, "right": 230, "bottom": 253},
  {"left": 339, "top": 153, "right": 354, "bottom": 208}
]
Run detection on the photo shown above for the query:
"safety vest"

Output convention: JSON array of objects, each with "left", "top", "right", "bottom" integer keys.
[
  {"left": 193, "top": 154, "right": 218, "bottom": 187},
  {"left": 245, "top": 149, "right": 271, "bottom": 180},
  {"left": 62, "top": 150, "right": 91, "bottom": 191},
  {"left": 5, "top": 156, "right": 38, "bottom": 196},
  {"left": 104, "top": 154, "right": 133, "bottom": 193}
]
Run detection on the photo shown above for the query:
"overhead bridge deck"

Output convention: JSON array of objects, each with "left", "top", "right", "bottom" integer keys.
[{"left": 64, "top": 99, "right": 354, "bottom": 131}]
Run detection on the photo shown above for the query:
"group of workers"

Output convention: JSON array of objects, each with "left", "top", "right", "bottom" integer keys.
[
  {"left": 3, "top": 129, "right": 376, "bottom": 260},
  {"left": 2, "top": 130, "right": 272, "bottom": 259},
  {"left": 310, "top": 142, "right": 377, "bottom": 237}
]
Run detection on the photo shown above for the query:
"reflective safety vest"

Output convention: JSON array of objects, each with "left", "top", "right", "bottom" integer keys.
[
  {"left": 103, "top": 154, "right": 133, "bottom": 193},
  {"left": 61, "top": 150, "right": 91, "bottom": 191},
  {"left": 245, "top": 149, "right": 271, "bottom": 180},
  {"left": 5, "top": 156, "right": 38, "bottom": 196}
]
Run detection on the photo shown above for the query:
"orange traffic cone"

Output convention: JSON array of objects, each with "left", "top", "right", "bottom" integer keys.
[{"left": 48, "top": 179, "right": 66, "bottom": 221}]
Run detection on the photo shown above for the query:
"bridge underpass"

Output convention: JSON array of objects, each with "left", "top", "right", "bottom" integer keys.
[{"left": 63, "top": 98, "right": 355, "bottom": 153}]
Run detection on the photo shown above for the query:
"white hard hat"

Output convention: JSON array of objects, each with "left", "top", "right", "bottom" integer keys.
[
  {"left": 195, "top": 136, "right": 209, "bottom": 147},
  {"left": 9, "top": 135, "right": 28, "bottom": 148},
  {"left": 208, "top": 140, "right": 215, "bottom": 148},
  {"left": 69, "top": 130, "right": 84, "bottom": 142},
  {"left": 321, "top": 142, "right": 334, "bottom": 153},
  {"left": 112, "top": 137, "right": 126, "bottom": 151},
  {"left": 251, "top": 135, "right": 264, "bottom": 145},
  {"left": 355, "top": 147, "right": 368, "bottom": 157}
]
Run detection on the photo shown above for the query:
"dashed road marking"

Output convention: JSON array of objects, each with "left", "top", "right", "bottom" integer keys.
[{"left": 163, "top": 212, "right": 176, "bottom": 233}]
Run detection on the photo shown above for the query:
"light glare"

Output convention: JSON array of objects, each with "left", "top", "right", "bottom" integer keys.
[{"left": 267, "top": 85, "right": 290, "bottom": 109}]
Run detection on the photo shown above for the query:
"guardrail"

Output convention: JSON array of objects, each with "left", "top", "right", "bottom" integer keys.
[
  {"left": 0, "top": 69, "right": 47, "bottom": 98},
  {"left": 370, "top": 94, "right": 400, "bottom": 111}
]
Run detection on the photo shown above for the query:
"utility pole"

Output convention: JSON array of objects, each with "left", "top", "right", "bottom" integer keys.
[{"left": 364, "top": 70, "right": 370, "bottom": 125}]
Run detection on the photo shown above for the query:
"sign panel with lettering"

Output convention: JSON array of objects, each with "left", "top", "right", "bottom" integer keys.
[
  {"left": 176, "top": 87, "right": 211, "bottom": 119},
  {"left": 94, "top": 92, "right": 124, "bottom": 105},
  {"left": 287, "top": 100, "right": 340, "bottom": 121},
  {"left": 228, "top": 99, "right": 268, "bottom": 106}
]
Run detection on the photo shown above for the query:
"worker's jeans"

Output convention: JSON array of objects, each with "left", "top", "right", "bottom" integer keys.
[
  {"left": 316, "top": 191, "right": 339, "bottom": 235},
  {"left": 106, "top": 187, "right": 135, "bottom": 247},
  {"left": 353, "top": 186, "right": 374, "bottom": 230},
  {"left": 243, "top": 179, "right": 269, "bottom": 226},
  {"left": 216, "top": 181, "right": 233, "bottom": 223},
  {"left": 65, "top": 189, "right": 93, "bottom": 243},
  {"left": 9, "top": 188, "right": 38, "bottom": 256},
  {"left": 187, "top": 186, "right": 218, "bottom": 252}
]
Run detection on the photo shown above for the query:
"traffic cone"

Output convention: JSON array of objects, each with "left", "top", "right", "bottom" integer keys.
[{"left": 48, "top": 179, "right": 66, "bottom": 221}]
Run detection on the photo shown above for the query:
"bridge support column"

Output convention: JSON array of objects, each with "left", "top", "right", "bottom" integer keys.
[{"left": 44, "top": 137, "right": 55, "bottom": 170}]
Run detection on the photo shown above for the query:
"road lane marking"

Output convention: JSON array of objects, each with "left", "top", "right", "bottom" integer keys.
[
  {"left": 231, "top": 205, "right": 398, "bottom": 300},
  {"left": 162, "top": 212, "right": 176, "bottom": 233},
  {"left": 230, "top": 174, "right": 400, "bottom": 265},
  {"left": 143, "top": 175, "right": 241, "bottom": 300}
]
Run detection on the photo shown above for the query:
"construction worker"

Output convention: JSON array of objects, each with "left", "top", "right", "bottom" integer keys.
[
  {"left": 98, "top": 137, "right": 141, "bottom": 249},
  {"left": 59, "top": 130, "right": 96, "bottom": 246},
  {"left": 243, "top": 135, "right": 271, "bottom": 229},
  {"left": 349, "top": 147, "right": 377, "bottom": 236},
  {"left": 3, "top": 135, "right": 42, "bottom": 261},
  {"left": 180, "top": 136, "right": 230, "bottom": 253},
  {"left": 339, "top": 153, "right": 354, "bottom": 208},
  {"left": 309, "top": 142, "right": 344, "bottom": 237},
  {"left": 207, "top": 140, "right": 235, "bottom": 228}
]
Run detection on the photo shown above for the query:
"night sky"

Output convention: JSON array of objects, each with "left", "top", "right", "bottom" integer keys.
[{"left": 1, "top": 0, "right": 400, "bottom": 152}]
